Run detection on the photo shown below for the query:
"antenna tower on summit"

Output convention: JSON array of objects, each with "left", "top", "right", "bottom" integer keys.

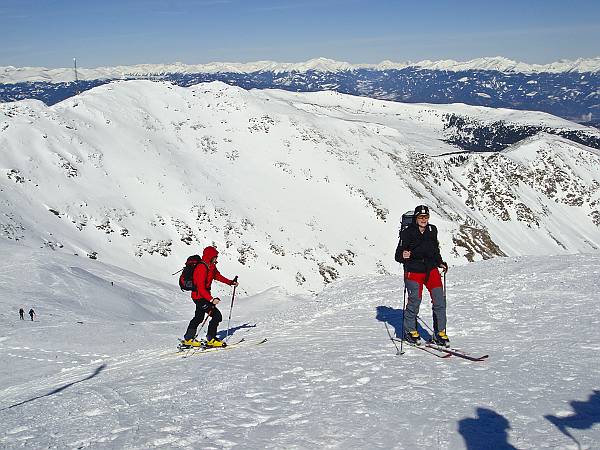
[{"left": 73, "top": 57, "right": 80, "bottom": 94}]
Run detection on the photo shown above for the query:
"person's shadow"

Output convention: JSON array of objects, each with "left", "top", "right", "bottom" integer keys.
[
  {"left": 216, "top": 322, "right": 256, "bottom": 340},
  {"left": 458, "top": 407, "right": 518, "bottom": 450},
  {"left": 3, "top": 364, "right": 106, "bottom": 411},
  {"left": 375, "top": 305, "right": 432, "bottom": 340},
  {"left": 545, "top": 390, "right": 600, "bottom": 449}
]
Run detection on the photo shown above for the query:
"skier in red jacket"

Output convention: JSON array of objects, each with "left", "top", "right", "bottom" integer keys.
[{"left": 182, "top": 246, "right": 238, "bottom": 348}]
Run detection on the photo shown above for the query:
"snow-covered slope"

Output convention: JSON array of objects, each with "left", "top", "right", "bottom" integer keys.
[
  {"left": 0, "top": 240, "right": 183, "bottom": 323},
  {"left": 1, "top": 242, "right": 599, "bottom": 449},
  {"left": 1, "top": 81, "right": 599, "bottom": 294},
  {"left": 2, "top": 56, "right": 600, "bottom": 83},
  {"left": 4, "top": 58, "right": 599, "bottom": 125}
]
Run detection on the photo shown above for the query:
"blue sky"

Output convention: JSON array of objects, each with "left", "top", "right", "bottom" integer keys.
[{"left": 1, "top": 0, "right": 599, "bottom": 68}]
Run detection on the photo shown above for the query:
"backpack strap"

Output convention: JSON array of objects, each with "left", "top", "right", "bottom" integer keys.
[{"left": 193, "top": 260, "right": 211, "bottom": 291}]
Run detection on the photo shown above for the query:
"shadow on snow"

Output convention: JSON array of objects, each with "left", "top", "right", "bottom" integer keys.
[
  {"left": 375, "top": 305, "right": 433, "bottom": 340},
  {"left": 458, "top": 408, "right": 518, "bottom": 450},
  {"left": 545, "top": 390, "right": 600, "bottom": 449},
  {"left": 3, "top": 363, "right": 107, "bottom": 411},
  {"left": 216, "top": 322, "right": 256, "bottom": 340}
]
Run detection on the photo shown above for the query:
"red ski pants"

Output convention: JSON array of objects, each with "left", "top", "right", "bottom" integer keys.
[{"left": 405, "top": 268, "right": 443, "bottom": 298}]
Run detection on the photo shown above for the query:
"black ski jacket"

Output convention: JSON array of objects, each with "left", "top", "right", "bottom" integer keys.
[{"left": 395, "top": 223, "right": 443, "bottom": 273}]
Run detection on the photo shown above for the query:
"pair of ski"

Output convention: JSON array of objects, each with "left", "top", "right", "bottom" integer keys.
[
  {"left": 176, "top": 337, "right": 268, "bottom": 357},
  {"left": 391, "top": 337, "right": 488, "bottom": 362}
]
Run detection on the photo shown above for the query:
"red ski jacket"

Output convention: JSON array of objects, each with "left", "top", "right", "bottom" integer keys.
[{"left": 191, "top": 246, "right": 234, "bottom": 301}]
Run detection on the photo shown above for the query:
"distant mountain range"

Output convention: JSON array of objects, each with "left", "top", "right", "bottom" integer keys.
[
  {"left": 1, "top": 81, "right": 599, "bottom": 294},
  {"left": 1, "top": 57, "right": 599, "bottom": 125}
]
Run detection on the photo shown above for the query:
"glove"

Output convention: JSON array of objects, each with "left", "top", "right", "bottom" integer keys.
[
  {"left": 211, "top": 297, "right": 221, "bottom": 305},
  {"left": 439, "top": 262, "right": 448, "bottom": 273}
]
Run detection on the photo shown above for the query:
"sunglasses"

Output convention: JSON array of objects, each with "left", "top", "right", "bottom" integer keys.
[{"left": 416, "top": 214, "right": 430, "bottom": 219}]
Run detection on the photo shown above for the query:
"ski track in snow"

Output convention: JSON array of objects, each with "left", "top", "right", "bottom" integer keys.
[{"left": 1, "top": 253, "right": 600, "bottom": 449}]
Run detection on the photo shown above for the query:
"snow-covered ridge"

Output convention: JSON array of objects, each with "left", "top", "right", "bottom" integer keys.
[
  {"left": 1, "top": 81, "right": 599, "bottom": 295},
  {"left": 2, "top": 56, "right": 599, "bottom": 83},
  {"left": 400, "top": 56, "right": 600, "bottom": 73}
]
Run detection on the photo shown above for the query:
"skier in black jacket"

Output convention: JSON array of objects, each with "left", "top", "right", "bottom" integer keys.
[{"left": 395, "top": 205, "right": 449, "bottom": 346}]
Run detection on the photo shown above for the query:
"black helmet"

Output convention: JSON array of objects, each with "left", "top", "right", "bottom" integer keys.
[{"left": 414, "top": 205, "right": 429, "bottom": 217}]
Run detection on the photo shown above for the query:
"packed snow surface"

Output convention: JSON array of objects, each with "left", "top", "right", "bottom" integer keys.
[{"left": 1, "top": 241, "right": 599, "bottom": 449}]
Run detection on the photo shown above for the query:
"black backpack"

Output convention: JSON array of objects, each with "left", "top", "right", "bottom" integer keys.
[
  {"left": 399, "top": 210, "right": 415, "bottom": 237},
  {"left": 178, "top": 255, "right": 207, "bottom": 291},
  {"left": 396, "top": 210, "right": 416, "bottom": 261}
]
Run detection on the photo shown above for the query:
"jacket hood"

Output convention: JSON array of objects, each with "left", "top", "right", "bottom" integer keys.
[{"left": 202, "top": 246, "right": 219, "bottom": 263}]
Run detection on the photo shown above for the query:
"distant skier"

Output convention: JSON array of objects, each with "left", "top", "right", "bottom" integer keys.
[
  {"left": 19, "top": 308, "right": 24, "bottom": 320},
  {"left": 182, "top": 246, "right": 238, "bottom": 348},
  {"left": 395, "top": 205, "right": 449, "bottom": 346},
  {"left": 28, "top": 308, "right": 35, "bottom": 321}
]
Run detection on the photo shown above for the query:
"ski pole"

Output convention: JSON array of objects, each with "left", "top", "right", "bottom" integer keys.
[
  {"left": 384, "top": 318, "right": 401, "bottom": 355},
  {"left": 400, "top": 282, "right": 407, "bottom": 356},
  {"left": 225, "top": 276, "right": 238, "bottom": 343},
  {"left": 417, "top": 315, "right": 435, "bottom": 335},
  {"left": 443, "top": 271, "right": 447, "bottom": 303},
  {"left": 194, "top": 306, "right": 213, "bottom": 341}
]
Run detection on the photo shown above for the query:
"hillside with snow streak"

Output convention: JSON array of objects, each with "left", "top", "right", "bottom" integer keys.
[
  {"left": 1, "top": 81, "right": 599, "bottom": 295},
  {"left": 0, "top": 242, "right": 599, "bottom": 449}
]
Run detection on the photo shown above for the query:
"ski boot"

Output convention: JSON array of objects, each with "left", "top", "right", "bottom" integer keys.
[
  {"left": 432, "top": 330, "right": 450, "bottom": 347},
  {"left": 205, "top": 338, "right": 226, "bottom": 348},
  {"left": 181, "top": 338, "right": 202, "bottom": 348},
  {"left": 404, "top": 330, "right": 422, "bottom": 346}
]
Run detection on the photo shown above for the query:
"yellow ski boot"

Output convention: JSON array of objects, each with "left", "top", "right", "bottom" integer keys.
[
  {"left": 182, "top": 339, "right": 202, "bottom": 348},
  {"left": 433, "top": 330, "right": 450, "bottom": 347},
  {"left": 404, "top": 330, "right": 422, "bottom": 345},
  {"left": 205, "top": 338, "right": 226, "bottom": 348}
]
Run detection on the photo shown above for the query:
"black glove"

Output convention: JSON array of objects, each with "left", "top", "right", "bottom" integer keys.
[{"left": 439, "top": 262, "right": 448, "bottom": 273}]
